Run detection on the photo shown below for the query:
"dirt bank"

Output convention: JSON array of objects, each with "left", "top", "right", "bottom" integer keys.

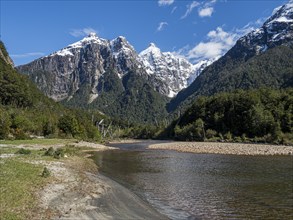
[
  {"left": 35, "top": 148, "right": 165, "bottom": 219},
  {"left": 148, "top": 141, "right": 293, "bottom": 155}
]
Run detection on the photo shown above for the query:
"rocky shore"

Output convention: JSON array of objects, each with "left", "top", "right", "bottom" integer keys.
[{"left": 148, "top": 141, "right": 293, "bottom": 155}]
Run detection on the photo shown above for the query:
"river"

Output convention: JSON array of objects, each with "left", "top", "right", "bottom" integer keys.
[{"left": 92, "top": 141, "right": 293, "bottom": 219}]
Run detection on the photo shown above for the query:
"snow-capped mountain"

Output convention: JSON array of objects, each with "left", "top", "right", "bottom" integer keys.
[
  {"left": 230, "top": 0, "right": 293, "bottom": 59},
  {"left": 18, "top": 33, "right": 146, "bottom": 102},
  {"left": 169, "top": 0, "right": 293, "bottom": 112},
  {"left": 18, "top": 32, "right": 212, "bottom": 102},
  {"left": 139, "top": 43, "right": 213, "bottom": 97}
]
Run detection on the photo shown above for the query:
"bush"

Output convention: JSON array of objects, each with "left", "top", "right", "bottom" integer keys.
[
  {"left": 44, "top": 147, "right": 54, "bottom": 156},
  {"left": 41, "top": 167, "right": 50, "bottom": 178},
  {"left": 53, "top": 148, "right": 64, "bottom": 159},
  {"left": 206, "top": 129, "right": 217, "bottom": 139},
  {"left": 14, "top": 129, "right": 31, "bottom": 140},
  {"left": 224, "top": 132, "right": 233, "bottom": 142},
  {"left": 0, "top": 109, "right": 11, "bottom": 139},
  {"left": 58, "top": 115, "right": 80, "bottom": 137},
  {"left": 16, "top": 148, "right": 31, "bottom": 155}
]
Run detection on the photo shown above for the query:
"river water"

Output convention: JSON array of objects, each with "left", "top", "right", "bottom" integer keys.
[{"left": 92, "top": 141, "right": 293, "bottom": 219}]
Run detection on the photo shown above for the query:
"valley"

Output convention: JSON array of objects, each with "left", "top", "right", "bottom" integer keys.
[{"left": 0, "top": 0, "right": 293, "bottom": 219}]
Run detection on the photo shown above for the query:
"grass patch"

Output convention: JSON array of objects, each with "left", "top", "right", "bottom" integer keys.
[
  {"left": 0, "top": 158, "right": 48, "bottom": 219},
  {"left": 0, "top": 138, "right": 77, "bottom": 146}
]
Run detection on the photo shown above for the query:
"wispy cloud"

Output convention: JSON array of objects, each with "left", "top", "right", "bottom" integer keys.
[
  {"left": 171, "top": 6, "right": 177, "bottom": 14},
  {"left": 69, "top": 27, "right": 97, "bottom": 37},
  {"left": 10, "top": 52, "right": 45, "bottom": 58},
  {"left": 157, "top": 22, "right": 168, "bottom": 32},
  {"left": 158, "top": 0, "right": 174, "bottom": 6},
  {"left": 198, "top": 0, "right": 217, "bottom": 17},
  {"left": 181, "top": 1, "right": 200, "bottom": 19}
]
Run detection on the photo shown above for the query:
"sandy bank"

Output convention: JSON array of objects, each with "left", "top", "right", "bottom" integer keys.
[
  {"left": 34, "top": 149, "right": 165, "bottom": 219},
  {"left": 148, "top": 141, "right": 293, "bottom": 156}
]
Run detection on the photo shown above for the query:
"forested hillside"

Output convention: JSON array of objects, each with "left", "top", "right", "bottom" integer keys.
[
  {"left": 0, "top": 41, "right": 103, "bottom": 140},
  {"left": 165, "top": 88, "right": 293, "bottom": 144},
  {"left": 168, "top": 44, "right": 293, "bottom": 113}
]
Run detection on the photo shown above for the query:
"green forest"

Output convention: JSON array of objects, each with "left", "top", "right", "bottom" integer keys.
[
  {"left": 0, "top": 42, "right": 104, "bottom": 141},
  {"left": 165, "top": 88, "right": 293, "bottom": 144}
]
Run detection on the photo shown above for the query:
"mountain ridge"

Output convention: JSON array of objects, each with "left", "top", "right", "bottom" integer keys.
[{"left": 168, "top": 0, "right": 293, "bottom": 112}]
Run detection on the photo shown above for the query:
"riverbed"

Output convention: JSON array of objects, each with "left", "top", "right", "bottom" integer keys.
[{"left": 92, "top": 141, "right": 293, "bottom": 219}]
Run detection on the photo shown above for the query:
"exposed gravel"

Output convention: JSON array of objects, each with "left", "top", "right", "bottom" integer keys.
[{"left": 148, "top": 141, "right": 293, "bottom": 156}]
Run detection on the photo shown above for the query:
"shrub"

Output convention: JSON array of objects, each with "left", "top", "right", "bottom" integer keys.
[
  {"left": 206, "top": 129, "right": 217, "bottom": 139},
  {"left": 58, "top": 115, "right": 80, "bottom": 137},
  {"left": 14, "top": 128, "right": 31, "bottom": 140},
  {"left": 224, "top": 132, "right": 233, "bottom": 141},
  {"left": 0, "top": 109, "right": 11, "bottom": 139},
  {"left": 53, "top": 148, "right": 64, "bottom": 159},
  {"left": 41, "top": 167, "right": 50, "bottom": 178},
  {"left": 44, "top": 147, "right": 54, "bottom": 156},
  {"left": 16, "top": 148, "right": 31, "bottom": 155}
]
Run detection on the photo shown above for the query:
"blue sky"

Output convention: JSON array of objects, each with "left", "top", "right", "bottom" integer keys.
[{"left": 1, "top": 0, "right": 287, "bottom": 66}]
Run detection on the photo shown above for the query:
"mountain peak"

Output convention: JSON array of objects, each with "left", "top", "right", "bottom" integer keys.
[
  {"left": 235, "top": 0, "right": 293, "bottom": 58},
  {"left": 149, "top": 42, "right": 157, "bottom": 48},
  {"left": 139, "top": 43, "right": 161, "bottom": 58},
  {"left": 266, "top": 0, "right": 293, "bottom": 25},
  {"left": 87, "top": 32, "right": 98, "bottom": 38}
]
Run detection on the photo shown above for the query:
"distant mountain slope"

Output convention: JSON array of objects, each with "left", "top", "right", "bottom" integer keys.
[
  {"left": 17, "top": 34, "right": 171, "bottom": 123},
  {"left": 139, "top": 43, "right": 214, "bottom": 97},
  {"left": 168, "top": 1, "right": 293, "bottom": 112}
]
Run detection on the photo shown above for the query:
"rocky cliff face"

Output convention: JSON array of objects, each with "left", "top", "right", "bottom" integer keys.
[
  {"left": 139, "top": 43, "right": 213, "bottom": 97},
  {"left": 17, "top": 33, "right": 173, "bottom": 123},
  {"left": 18, "top": 33, "right": 146, "bottom": 103},
  {"left": 17, "top": 33, "right": 212, "bottom": 103},
  {"left": 227, "top": 0, "right": 293, "bottom": 61}
]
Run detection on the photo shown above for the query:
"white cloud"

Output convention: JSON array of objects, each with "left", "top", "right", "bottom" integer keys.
[
  {"left": 198, "top": 7, "right": 214, "bottom": 17},
  {"left": 181, "top": 1, "right": 200, "bottom": 19},
  {"left": 198, "top": 0, "right": 217, "bottom": 17},
  {"left": 171, "top": 6, "right": 177, "bottom": 14},
  {"left": 179, "top": 14, "right": 266, "bottom": 63},
  {"left": 69, "top": 27, "right": 97, "bottom": 37},
  {"left": 158, "top": 0, "right": 174, "bottom": 6},
  {"left": 186, "top": 27, "right": 238, "bottom": 62},
  {"left": 10, "top": 52, "right": 45, "bottom": 58},
  {"left": 157, "top": 22, "right": 168, "bottom": 32}
]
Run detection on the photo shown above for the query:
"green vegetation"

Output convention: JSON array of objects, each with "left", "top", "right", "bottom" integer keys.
[
  {"left": 165, "top": 88, "right": 293, "bottom": 144},
  {"left": 41, "top": 167, "right": 50, "bottom": 178},
  {"left": 0, "top": 138, "right": 76, "bottom": 146},
  {"left": 0, "top": 41, "right": 103, "bottom": 141},
  {"left": 16, "top": 148, "right": 31, "bottom": 155},
  {"left": 169, "top": 44, "right": 293, "bottom": 113},
  {"left": 0, "top": 158, "right": 47, "bottom": 219},
  {"left": 0, "top": 144, "right": 94, "bottom": 219},
  {"left": 69, "top": 69, "right": 170, "bottom": 125}
]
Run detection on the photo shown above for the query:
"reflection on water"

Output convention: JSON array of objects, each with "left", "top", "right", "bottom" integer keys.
[{"left": 92, "top": 147, "right": 293, "bottom": 219}]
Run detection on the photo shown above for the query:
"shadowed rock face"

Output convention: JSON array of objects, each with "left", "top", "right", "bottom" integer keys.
[{"left": 17, "top": 34, "right": 143, "bottom": 102}]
